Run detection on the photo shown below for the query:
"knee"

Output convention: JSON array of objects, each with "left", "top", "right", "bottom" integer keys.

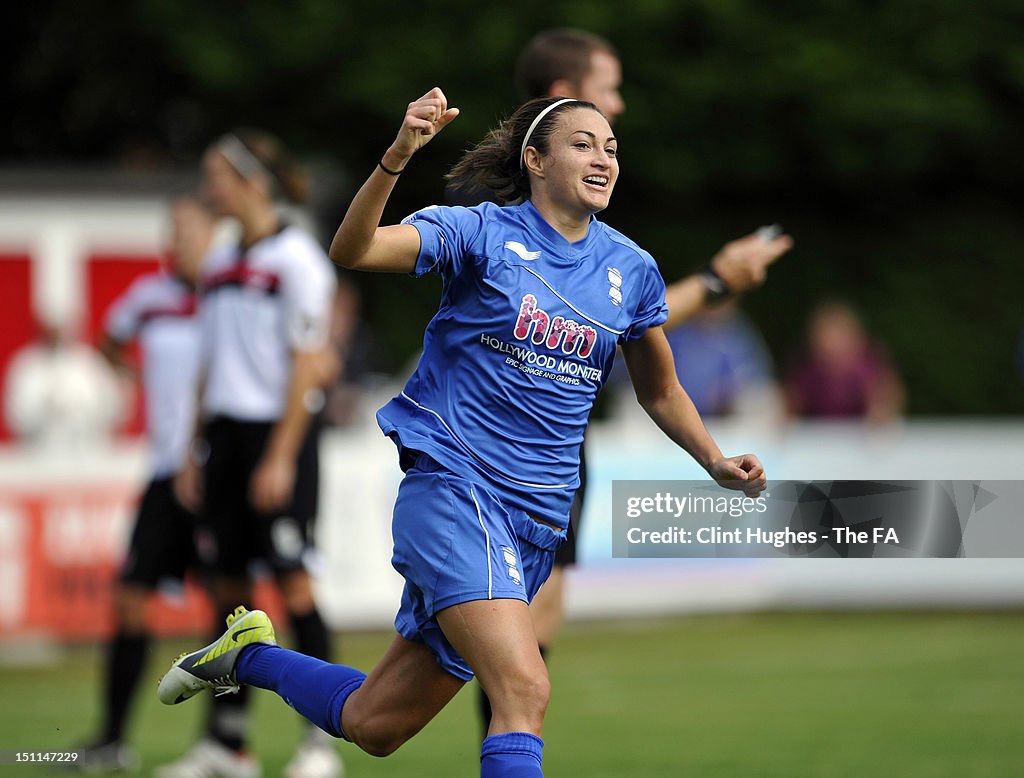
[
  {"left": 345, "top": 716, "right": 413, "bottom": 758},
  {"left": 521, "top": 674, "right": 552, "bottom": 717},
  {"left": 488, "top": 668, "right": 551, "bottom": 724},
  {"left": 342, "top": 690, "right": 422, "bottom": 758},
  {"left": 357, "top": 734, "right": 403, "bottom": 759}
]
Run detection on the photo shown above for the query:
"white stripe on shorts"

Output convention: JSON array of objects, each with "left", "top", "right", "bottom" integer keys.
[{"left": 470, "top": 485, "right": 492, "bottom": 600}]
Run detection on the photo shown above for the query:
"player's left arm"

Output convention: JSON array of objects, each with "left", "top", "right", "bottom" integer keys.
[
  {"left": 249, "top": 251, "right": 333, "bottom": 513},
  {"left": 663, "top": 229, "right": 794, "bottom": 330},
  {"left": 620, "top": 326, "right": 767, "bottom": 497},
  {"left": 249, "top": 347, "right": 320, "bottom": 513},
  {"left": 662, "top": 275, "right": 708, "bottom": 330}
]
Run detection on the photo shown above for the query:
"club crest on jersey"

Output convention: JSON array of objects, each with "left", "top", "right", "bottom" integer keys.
[
  {"left": 607, "top": 267, "right": 623, "bottom": 306},
  {"left": 514, "top": 294, "right": 597, "bottom": 358}
]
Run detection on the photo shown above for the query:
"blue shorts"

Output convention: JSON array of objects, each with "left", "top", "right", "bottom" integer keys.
[{"left": 391, "top": 452, "right": 565, "bottom": 681}]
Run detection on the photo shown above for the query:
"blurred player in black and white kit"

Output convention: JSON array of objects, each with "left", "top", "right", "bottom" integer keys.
[
  {"left": 74, "top": 196, "right": 213, "bottom": 773},
  {"left": 162, "top": 131, "right": 342, "bottom": 778}
]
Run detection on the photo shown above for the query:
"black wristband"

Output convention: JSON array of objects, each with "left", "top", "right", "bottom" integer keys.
[
  {"left": 699, "top": 266, "right": 732, "bottom": 302},
  {"left": 378, "top": 158, "right": 404, "bottom": 176}
]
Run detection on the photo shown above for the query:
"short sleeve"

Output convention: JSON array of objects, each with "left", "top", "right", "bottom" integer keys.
[
  {"left": 621, "top": 261, "right": 669, "bottom": 342},
  {"left": 280, "top": 234, "right": 337, "bottom": 352},
  {"left": 103, "top": 279, "right": 147, "bottom": 342},
  {"left": 401, "top": 204, "right": 485, "bottom": 279}
]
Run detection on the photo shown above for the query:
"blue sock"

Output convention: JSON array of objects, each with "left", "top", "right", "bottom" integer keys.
[
  {"left": 235, "top": 645, "right": 365, "bottom": 739},
  {"left": 481, "top": 732, "right": 544, "bottom": 777}
]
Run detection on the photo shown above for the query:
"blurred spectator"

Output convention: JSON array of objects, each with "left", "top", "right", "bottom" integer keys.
[
  {"left": 321, "top": 276, "right": 384, "bottom": 427},
  {"left": 667, "top": 302, "right": 780, "bottom": 418},
  {"left": 3, "top": 316, "right": 124, "bottom": 451},
  {"left": 785, "top": 300, "right": 905, "bottom": 422}
]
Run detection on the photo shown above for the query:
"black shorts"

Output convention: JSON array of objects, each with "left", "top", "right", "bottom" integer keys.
[
  {"left": 120, "top": 477, "right": 201, "bottom": 587},
  {"left": 203, "top": 416, "right": 320, "bottom": 577},
  {"left": 555, "top": 443, "right": 587, "bottom": 567}
]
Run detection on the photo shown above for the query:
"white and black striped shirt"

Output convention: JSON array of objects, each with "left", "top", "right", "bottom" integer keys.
[
  {"left": 198, "top": 225, "right": 336, "bottom": 421},
  {"left": 105, "top": 272, "right": 200, "bottom": 478}
]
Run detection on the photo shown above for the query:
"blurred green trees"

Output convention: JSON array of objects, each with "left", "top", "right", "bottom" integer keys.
[{"left": 7, "top": 0, "right": 1024, "bottom": 413}]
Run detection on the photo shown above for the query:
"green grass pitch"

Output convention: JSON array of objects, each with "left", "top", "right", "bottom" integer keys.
[{"left": 2, "top": 611, "right": 1022, "bottom": 776}]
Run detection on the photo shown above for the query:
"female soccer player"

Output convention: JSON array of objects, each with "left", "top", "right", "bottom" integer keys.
[
  {"left": 473, "top": 30, "right": 793, "bottom": 736},
  {"left": 158, "top": 89, "right": 766, "bottom": 778},
  {"left": 160, "top": 131, "right": 341, "bottom": 778}
]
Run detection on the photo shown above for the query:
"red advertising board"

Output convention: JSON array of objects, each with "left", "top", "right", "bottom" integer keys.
[{"left": 0, "top": 483, "right": 285, "bottom": 641}]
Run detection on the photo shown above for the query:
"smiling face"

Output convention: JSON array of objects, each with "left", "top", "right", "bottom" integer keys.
[{"left": 526, "top": 107, "right": 619, "bottom": 221}]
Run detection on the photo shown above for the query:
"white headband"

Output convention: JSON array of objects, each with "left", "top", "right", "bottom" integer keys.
[
  {"left": 217, "top": 134, "right": 269, "bottom": 181},
  {"left": 520, "top": 98, "right": 578, "bottom": 170}
]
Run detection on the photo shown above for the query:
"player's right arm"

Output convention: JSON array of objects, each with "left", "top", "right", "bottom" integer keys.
[
  {"left": 329, "top": 88, "right": 459, "bottom": 273},
  {"left": 174, "top": 295, "right": 211, "bottom": 514},
  {"left": 99, "top": 279, "right": 148, "bottom": 378},
  {"left": 97, "top": 332, "right": 136, "bottom": 379},
  {"left": 173, "top": 370, "right": 206, "bottom": 513}
]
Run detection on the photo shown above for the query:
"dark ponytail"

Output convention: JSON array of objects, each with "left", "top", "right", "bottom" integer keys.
[{"left": 445, "top": 97, "right": 599, "bottom": 205}]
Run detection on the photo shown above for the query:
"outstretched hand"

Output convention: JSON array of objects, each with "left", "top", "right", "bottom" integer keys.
[
  {"left": 707, "top": 453, "right": 768, "bottom": 497},
  {"left": 386, "top": 87, "right": 460, "bottom": 168},
  {"left": 710, "top": 230, "right": 794, "bottom": 295}
]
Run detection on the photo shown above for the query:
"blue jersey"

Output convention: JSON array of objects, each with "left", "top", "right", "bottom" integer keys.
[{"left": 377, "top": 200, "right": 668, "bottom": 527}]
